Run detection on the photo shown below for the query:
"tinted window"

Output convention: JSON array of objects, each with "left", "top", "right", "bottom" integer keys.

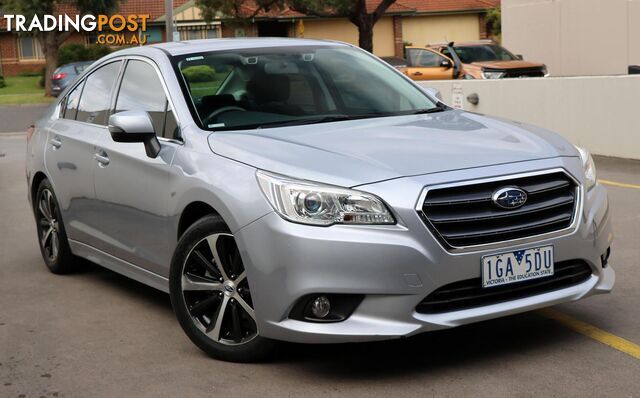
[
  {"left": 164, "top": 108, "right": 179, "bottom": 139},
  {"left": 76, "top": 61, "right": 121, "bottom": 125},
  {"left": 115, "top": 60, "right": 178, "bottom": 139},
  {"left": 448, "top": 45, "right": 518, "bottom": 63},
  {"left": 63, "top": 80, "right": 84, "bottom": 120}
]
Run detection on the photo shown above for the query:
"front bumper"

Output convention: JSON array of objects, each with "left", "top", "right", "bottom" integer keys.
[{"left": 235, "top": 158, "right": 614, "bottom": 343}]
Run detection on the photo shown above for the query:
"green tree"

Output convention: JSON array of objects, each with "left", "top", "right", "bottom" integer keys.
[
  {"left": 0, "top": 0, "right": 118, "bottom": 96},
  {"left": 485, "top": 7, "right": 501, "bottom": 40},
  {"left": 195, "top": 0, "right": 398, "bottom": 53}
]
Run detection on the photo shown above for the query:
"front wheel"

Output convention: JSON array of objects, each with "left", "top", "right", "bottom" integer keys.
[{"left": 169, "top": 215, "right": 276, "bottom": 362}]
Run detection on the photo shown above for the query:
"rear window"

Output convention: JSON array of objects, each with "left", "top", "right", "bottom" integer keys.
[{"left": 445, "top": 45, "right": 518, "bottom": 63}]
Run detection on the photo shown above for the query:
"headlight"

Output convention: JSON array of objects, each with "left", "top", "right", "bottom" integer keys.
[
  {"left": 482, "top": 70, "right": 505, "bottom": 79},
  {"left": 576, "top": 146, "right": 597, "bottom": 190},
  {"left": 256, "top": 171, "right": 395, "bottom": 226}
]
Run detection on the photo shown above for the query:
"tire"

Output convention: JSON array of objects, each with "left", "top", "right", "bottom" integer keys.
[
  {"left": 169, "top": 215, "right": 276, "bottom": 362},
  {"left": 34, "top": 179, "right": 78, "bottom": 274}
]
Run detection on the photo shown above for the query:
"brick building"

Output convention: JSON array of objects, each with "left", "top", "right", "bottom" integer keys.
[{"left": 0, "top": 0, "right": 498, "bottom": 76}]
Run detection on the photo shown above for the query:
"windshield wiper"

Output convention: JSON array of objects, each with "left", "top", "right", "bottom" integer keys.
[
  {"left": 210, "top": 107, "right": 447, "bottom": 131},
  {"left": 410, "top": 103, "right": 448, "bottom": 114},
  {"left": 242, "top": 114, "right": 387, "bottom": 129},
  {"left": 259, "top": 114, "right": 357, "bottom": 128}
]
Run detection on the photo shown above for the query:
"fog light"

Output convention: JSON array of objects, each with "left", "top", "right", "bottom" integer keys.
[{"left": 310, "top": 296, "right": 331, "bottom": 319}]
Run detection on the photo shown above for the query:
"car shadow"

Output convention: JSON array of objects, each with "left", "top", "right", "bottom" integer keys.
[
  {"left": 269, "top": 313, "right": 574, "bottom": 380},
  {"left": 78, "top": 260, "right": 575, "bottom": 378}
]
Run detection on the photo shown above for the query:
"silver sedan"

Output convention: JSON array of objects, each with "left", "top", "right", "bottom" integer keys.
[{"left": 25, "top": 38, "right": 614, "bottom": 362}]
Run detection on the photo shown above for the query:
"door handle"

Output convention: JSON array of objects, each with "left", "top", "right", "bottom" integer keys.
[
  {"left": 412, "top": 71, "right": 423, "bottom": 76},
  {"left": 50, "top": 136, "right": 62, "bottom": 149},
  {"left": 93, "top": 151, "right": 110, "bottom": 167}
]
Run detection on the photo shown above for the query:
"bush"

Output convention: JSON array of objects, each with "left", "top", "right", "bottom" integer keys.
[
  {"left": 182, "top": 65, "right": 216, "bottom": 83},
  {"left": 57, "top": 43, "right": 112, "bottom": 66},
  {"left": 486, "top": 7, "right": 501, "bottom": 40},
  {"left": 0, "top": 75, "right": 5, "bottom": 88}
]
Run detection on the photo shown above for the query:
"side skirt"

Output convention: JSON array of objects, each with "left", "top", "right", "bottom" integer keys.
[{"left": 68, "top": 239, "right": 170, "bottom": 293}]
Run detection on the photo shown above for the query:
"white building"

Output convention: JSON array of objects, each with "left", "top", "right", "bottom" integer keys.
[{"left": 502, "top": 0, "right": 640, "bottom": 76}]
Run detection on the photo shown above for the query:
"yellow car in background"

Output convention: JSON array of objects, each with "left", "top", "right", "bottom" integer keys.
[{"left": 382, "top": 46, "right": 462, "bottom": 81}]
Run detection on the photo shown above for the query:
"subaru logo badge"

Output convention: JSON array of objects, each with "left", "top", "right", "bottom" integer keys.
[{"left": 492, "top": 187, "right": 528, "bottom": 209}]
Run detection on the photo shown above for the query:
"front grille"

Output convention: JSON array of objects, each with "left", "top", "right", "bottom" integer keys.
[
  {"left": 419, "top": 171, "right": 578, "bottom": 248},
  {"left": 503, "top": 68, "right": 546, "bottom": 78},
  {"left": 416, "top": 260, "right": 592, "bottom": 314}
]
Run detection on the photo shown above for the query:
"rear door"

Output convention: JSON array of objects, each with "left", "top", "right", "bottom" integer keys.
[
  {"left": 44, "top": 60, "right": 122, "bottom": 246},
  {"left": 404, "top": 48, "right": 455, "bottom": 80},
  {"left": 92, "top": 58, "right": 180, "bottom": 276}
]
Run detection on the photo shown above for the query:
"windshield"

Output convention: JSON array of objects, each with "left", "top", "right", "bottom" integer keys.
[
  {"left": 449, "top": 45, "right": 519, "bottom": 63},
  {"left": 175, "top": 45, "right": 441, "bottom": 131}
]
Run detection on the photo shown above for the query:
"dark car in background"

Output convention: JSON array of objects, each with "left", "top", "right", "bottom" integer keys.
[{"left": 51, "top": 61, "right": 93, "bottom": 96}]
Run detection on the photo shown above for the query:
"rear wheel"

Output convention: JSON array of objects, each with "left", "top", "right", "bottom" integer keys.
[
  {"left": 34, "top": 179, "right": 77, "bottom": 274},
  {"left": 170, "top": 215, "right": 275, "bottom": 362}
]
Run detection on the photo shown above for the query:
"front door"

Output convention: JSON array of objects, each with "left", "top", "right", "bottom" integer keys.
[
  {"left": 92, "top": 58, "right": 180, "bottom": 276},
  {"left": 405, "top": 48, "right": 455, "bottom": 81}
]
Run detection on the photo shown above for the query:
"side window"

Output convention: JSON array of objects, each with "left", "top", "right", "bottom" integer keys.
[
  {"left": 115, "top": 60, "right": 178, "bottom": 139},
  {"left": 63, "top": 80, "right": 84, "bottom": 120},
  {"left": 415, "top": 50, "right": 442, "bottom": 67},
  {"left": 76, "top": 62, "right": 121, "bottom": 125}
]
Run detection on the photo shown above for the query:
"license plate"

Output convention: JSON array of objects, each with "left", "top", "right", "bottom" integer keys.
[{"left": 482, "top": 245, "right": 554, "bottom": 288}]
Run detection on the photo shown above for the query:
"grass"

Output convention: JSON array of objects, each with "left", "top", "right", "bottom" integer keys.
[
  {"left": 0, "top": 76, "right": 54, "bottom": 105},
  {"left": 187, "top": 72, "right": 231, "bottom": 97}
]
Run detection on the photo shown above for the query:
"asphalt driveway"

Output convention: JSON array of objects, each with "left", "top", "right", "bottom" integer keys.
[{"left": 0, "top": 104, "right": 50, "bottom": 133}]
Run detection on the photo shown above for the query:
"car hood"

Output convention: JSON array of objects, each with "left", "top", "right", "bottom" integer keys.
[
  {"left": 470, "top": 60, "right": 545, "bottom": 70},
  {"left": 207, "top": 110, "right": 575, "bottom": 187}
]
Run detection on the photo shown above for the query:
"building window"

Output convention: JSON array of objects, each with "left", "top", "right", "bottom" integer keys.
[
  {"left": 178, "top": 26, "right": 221, "bottom": 41},
  {"left": 18, "top": 36, "right": 44, "bottom": 60}
]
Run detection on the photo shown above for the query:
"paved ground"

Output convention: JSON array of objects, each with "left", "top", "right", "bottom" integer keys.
[
  {"left": 0, "top": 105, "right": 50, "bottom": 133},
  {"left": 1, "top": 134, "right": 639, "bottom": 397}
]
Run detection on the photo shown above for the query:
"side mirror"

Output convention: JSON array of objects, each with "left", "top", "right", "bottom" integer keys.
[
  {"left": 422, "top": 87, "right": 443, "bottom": 101},
  {"left": 445, "top": 42, "right": 462, "bottom": 79},
  {"left": 516, "top": 54, "right": 524, "bottom": 60},
  {"left": 439, "top": 58, "right": 452, "bottom": 69},
  {"left": 108, "top": 110, "right": 160, "bottom": 158}
]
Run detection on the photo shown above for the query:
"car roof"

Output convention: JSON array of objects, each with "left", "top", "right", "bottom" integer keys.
[
  {"left": 429, "top": 40, "right": 498, "bottom": 48},
  {"left": 149, "top": 37, "right": 353, "bottom": 56}
]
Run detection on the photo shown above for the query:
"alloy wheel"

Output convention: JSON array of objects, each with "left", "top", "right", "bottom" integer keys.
[
  {"left": 37, "top": 188, "right": 60, "bottom": 261},
  {"left": 181, "top": 233, "right": 257, "bottom": 346}
]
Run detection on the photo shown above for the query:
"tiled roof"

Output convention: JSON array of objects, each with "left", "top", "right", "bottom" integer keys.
[
  {"left": 0, "top": 0, "right": 190, "bottom": 29},
  {"left": 372, "top": 0, "right": 500, "bottom": 14},
  {"left": 1, "top": 0, "right": 499, "bottom": 29},
  {"left": 119, "top": 0, "right": 191, "bottom": 20}
]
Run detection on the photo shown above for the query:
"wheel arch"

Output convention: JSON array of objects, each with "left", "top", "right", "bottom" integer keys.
[
  {"left": 30, "top": 171, "right": 49, "bottom": 210},
  {"left": 177, "top": 201, "right": 221, "bottom": 240}
]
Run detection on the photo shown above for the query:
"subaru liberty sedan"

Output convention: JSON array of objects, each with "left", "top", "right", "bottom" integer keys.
[{"left": 26, "top": 38, "right": 614, "bottom": 362}]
